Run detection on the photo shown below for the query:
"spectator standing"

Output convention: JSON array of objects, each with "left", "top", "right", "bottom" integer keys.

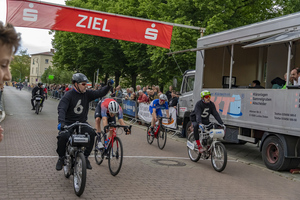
[
  {"left": 137, "top": 90, "right": 149, "bottom": 103},
  {"left": 166, "top": 85, "right": 172, "bottom": 101},
  {"left": 155, "top": 85, "right": 161, "bottom": 94},
  {"left": 115, "top": 85, "right": 123, "bottom": 105},
  {"left": 148, "top": 90, "right": 155, "bottom": 102},
  {"left": 125, "top": 87, "right": 133, "bottom": 100},
  {"left": 136, "top": 85, "right": 141, "bottom": 98},
  {"left": 168, "top": 90, "right": 178, "bottom": 108},
  {"left": 143, "top": 87, "right": 148, "bottom": 96},
  {"left": 43, "top": 85, "right": 48, "bottom": 99},
  {"left": 130, "top": 92, "right": 137, "bottom": 101},
  {"left": 153, "top": 88, "right": 158, "bottom": 96}
]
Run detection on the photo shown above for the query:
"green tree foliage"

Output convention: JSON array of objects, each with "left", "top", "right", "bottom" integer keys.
[
  {"left": 277, "top": 0, "right": 300, "bottom": 14},
  {"left": 51, "top": 0, "right": 292, "bottom": 92},
  {"left": 41, "top": 66, "right": 73, "bottom": 84},
  {"left": 10, "top": 49, "right": 30, "bottom": 82}
]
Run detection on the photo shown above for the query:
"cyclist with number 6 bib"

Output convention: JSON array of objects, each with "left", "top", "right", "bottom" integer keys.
[
  {"left": 149, "top": 94, "right": 171, "bottom": 135},
  {"left": 56, "top": 73, "right": 113, "bottom": 171},
  {"left": 190, "top": 90, "right": 224, "bottom": 153}
]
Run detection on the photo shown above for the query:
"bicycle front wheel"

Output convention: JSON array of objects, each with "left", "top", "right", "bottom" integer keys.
[
  {"left": 108, "top": 137, "right": 123, "bottom": 176},
  {"left": 146, "top": 126, "right": 154, "bottom": 144},
  {"left": 187, "top": 132, "right": 201, "bottom": 162},
  {"left": 211, "top": 142, "right": 227, "bottom": 172},
  {"left": 157, "top": 127, "right": 167, "bottom": 150},
  {"left": 35, "top": 102, "right": 40, "bottom": 114},
  {"left": 73, "top": 152, "right": 86, "bottom": 197},
  {"left": 94, "top": 137, "right": 104, "bottom": 165}
]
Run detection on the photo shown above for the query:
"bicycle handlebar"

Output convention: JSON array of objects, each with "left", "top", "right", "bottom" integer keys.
[
  {"left": 33, "top": 94, "right": 44, "bottom": 98},
  {"left": 103, "top": 123, "right": 132, "bottom": 134},
  {"left": 64, "top": 121, "right": 95, "bottom": 131},
  {"left": 199, "top": 122, "right": 226, "bottom": 131}
]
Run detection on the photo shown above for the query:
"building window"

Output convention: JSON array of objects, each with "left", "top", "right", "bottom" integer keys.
[
  {"left": 45, "top": 59, "right": 49, "bottom": 64},
  {"left": 33, "top": 59, "right": 35, "bottom": 64}
]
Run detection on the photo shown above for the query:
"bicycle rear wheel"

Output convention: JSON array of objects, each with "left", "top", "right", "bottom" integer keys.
[
  {"left": 187, "top": 132, "right": 201, "bottom": 162},
  {"left": 211, "top": 142, "right": 227, "bottom": 172},
  {"left": 73, "top": 152, "right": 86, "bottom": 196},
  {"left": 146, "top": 126, "right": 154, "bottom": 144},
  {"left": 157, "top": 127, "right": 167, "bottom": 150},
  {"left": 94, "top": 136, "right": 104, "bottom": 165},
  {"left": 108, "top": 137, "right": 123, "bottom": 176}
]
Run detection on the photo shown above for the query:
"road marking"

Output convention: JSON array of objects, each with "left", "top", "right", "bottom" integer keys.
[{"left": 0, "top": 155, "right": 238, "bottom": 162}]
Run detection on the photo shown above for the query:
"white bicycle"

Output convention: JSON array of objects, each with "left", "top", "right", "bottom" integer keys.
[{"left": 187, "top": 122, "right": 227, "bottom": 172}]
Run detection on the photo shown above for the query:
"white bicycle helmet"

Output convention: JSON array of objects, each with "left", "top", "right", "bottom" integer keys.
[
  {"left": 108, "top": 101, "right": 119, "bottom": 113},
  {"left": 159, "top": 94, "right": 168, "bottom": 101}
]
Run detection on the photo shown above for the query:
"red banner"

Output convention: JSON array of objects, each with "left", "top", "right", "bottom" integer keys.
[{"left": 6, "top": 0, "right": 173, "bottom": 48}]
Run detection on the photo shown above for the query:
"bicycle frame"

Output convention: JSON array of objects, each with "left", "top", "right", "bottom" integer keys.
[
  {"left": 106, "top": 127, "right": 117, "bottom": 149},
  {"left": 95, "top": 123, "right": 131, "bottom": 176}
]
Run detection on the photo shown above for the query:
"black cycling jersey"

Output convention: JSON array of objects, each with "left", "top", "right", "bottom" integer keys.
[
  {"left": 58, "top": 86, "right": 110, "bottom": 125},
  {"left": 191, "top": 100, "right": 223, "bottom": 125}
]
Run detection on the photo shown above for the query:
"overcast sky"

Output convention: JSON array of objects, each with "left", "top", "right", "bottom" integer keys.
[{"left": 0, "top": 0, "right": 66, "bottom": 55}]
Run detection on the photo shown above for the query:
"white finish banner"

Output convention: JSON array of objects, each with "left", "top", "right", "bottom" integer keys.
[{"left": 138, "top": 103, "right": 177, "bottom": 129}]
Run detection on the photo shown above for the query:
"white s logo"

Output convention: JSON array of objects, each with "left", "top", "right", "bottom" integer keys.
[
  {"left": 145, "top": 23, "right": 158, "bottom": 40},
  {"left": 23, "top": 3, "right": 38, "bottom": 22}
]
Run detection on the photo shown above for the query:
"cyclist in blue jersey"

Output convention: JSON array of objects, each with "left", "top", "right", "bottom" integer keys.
[{"left": 149, "top": 94, "right": 171, "bottom": 135}]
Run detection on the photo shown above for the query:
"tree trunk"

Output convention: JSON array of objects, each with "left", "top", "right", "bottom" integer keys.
[
  {"left": 131, "top": 73, "right": 137, "bottom": 91},
  {"left": 114, "top": 71, "right": 121, "bottom": 87}
]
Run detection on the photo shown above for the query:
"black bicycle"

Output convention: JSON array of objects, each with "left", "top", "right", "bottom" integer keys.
[
  {"left": 62, "top": 122, "right": 92, "bottom": 197},
  {"left": 33, "top": 95, "right": 43, "bottom": 115},
  {"left": 94, "top": 123, "right": 131, "bottom": 176},
  {"left": 146, "top": 116, "right": 171, "bottom": 150}
]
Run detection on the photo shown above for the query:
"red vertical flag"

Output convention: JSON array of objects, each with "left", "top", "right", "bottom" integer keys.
[{"left": 6, "top": 0, "right": 173, "bottom": 48}]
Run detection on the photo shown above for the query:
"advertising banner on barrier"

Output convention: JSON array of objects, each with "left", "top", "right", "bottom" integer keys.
[
  {"left": 6, "top": 0, "right": 173, "bottom": 48},
  {"left": 138, "top": 103, "right": 177, "bottom": 129},
  {"left": 122, "top": 100, "right": 136, "bottom": 118}
]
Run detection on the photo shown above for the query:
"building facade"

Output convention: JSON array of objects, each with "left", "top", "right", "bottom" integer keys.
[{"left": 29, "top": 49, "right": 54, "bottom": 85}]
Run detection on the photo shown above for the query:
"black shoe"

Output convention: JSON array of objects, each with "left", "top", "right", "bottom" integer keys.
[
  {"left": 31, "top": 107, "right": 35, "bottom": 110},
  {"left": 86, "top": 157, "right": 92, "bottom": 170},
  {"left": 56, "top": 157, "right": 64, "bottom": 171}
]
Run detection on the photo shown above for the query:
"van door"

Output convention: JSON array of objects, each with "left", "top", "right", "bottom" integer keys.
[{"left": 178, "top": 74, "right": 195, "bottom": 118}]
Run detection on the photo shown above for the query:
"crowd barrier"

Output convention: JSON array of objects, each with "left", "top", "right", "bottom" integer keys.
[{"left": 20, "top": 86, "right": 181, "bottom": 135}]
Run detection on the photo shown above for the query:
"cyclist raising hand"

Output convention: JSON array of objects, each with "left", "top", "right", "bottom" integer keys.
[
  {"left": 190, "top": 90, "right": 224, "bottom": 153},
  {"left": 149, "top": 94, "right": 171, "bottom": 135},
  {"left": 56, "top": 73, "right": 112, "bottom": 171}
]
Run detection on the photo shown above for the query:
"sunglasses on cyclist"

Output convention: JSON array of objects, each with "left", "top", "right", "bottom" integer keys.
[
  {"left": 79, "top": 82, "right": 87, "bottom": 86},
  {"left": 204, "top": 95, "right": 211, "bottom": 99}
]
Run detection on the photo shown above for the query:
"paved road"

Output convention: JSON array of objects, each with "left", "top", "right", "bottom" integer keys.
[{"left": 0, "top": 86, "right": 299, "bottom": 200}]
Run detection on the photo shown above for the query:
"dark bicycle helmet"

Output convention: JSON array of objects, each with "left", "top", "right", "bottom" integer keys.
[
  {"left": 38, "top": 82, "right": 43, "bottom": 87},
  {"left": 72, "top": 73, "right": 88, "bottom": 84}
]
